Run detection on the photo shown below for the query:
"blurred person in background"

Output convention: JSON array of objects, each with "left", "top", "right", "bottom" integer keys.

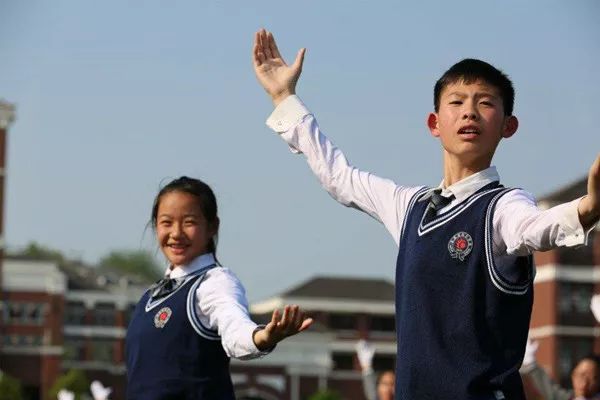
[{"left": 356, "top": 340, "right": 395, "bottom": 400}]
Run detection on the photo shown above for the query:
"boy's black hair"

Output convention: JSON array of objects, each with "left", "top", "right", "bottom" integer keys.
[
  {"left": 151, "top": 176, "right": 219, "bottom": 257},
  {"left": 434, "top": 58, "right": 515, "bottom": 116}
]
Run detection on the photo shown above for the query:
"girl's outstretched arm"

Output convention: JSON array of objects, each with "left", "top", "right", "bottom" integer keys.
[{"left": 252, "top": 305, "right": 313, "bottom": 350}]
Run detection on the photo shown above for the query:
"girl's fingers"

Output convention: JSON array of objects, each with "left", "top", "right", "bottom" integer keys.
[
  {"left": 299, "top": 317, "right": 313, "bottom": 332},
  {"left": 280, "top": 305, "right": 290, "bottom": 327}
]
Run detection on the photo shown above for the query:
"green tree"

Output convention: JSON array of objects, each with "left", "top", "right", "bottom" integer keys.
[
  {"left": 48, "top": 369, "right": 89, "bottom": 400},
  {"left": 11, "top": 242, "right": 65, "bottom": 263},
  {"left": 0, "top": 371, "right": 24, "bottom": 400},
  {"left": 308, "top": 389, "right": 342, "bottom": 400},
  {"left": 99, "top": 249, "right": 161, "bottom": 281}
]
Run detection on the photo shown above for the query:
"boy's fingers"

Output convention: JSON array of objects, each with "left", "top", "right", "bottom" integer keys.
[
  {"left": 253, "top": 43, "right": 263, "bottom": 67},
  {"left": 261, "top": 30, "right": 273, "bottom": 59},
  {"left": 292, "top": 48, "right": 306, "bottom": 73},
  {"left": 268, "top": 31, "right": 283, "bottom": 60}
]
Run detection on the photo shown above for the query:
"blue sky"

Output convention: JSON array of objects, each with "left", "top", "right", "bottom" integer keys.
[{"left": 1, "top": 1, "right": 599, "bottom": 301}]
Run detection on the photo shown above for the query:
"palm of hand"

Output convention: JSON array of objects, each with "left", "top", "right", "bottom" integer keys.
[{"left": 256, "top": 58, "right": 294, "bottom": 96}]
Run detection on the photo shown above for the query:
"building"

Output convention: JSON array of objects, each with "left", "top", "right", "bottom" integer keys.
[
  {"left": 1, "top": 257, "right": 146, "bottom": 399},
  {"left": 235, "top": 276, "right": 396, "bottom": 400},
  {"left": 529, "top": 177, "right": 600, "bottom": 387},
  {"left": 0, "top": 99, "right": 16, "bottom": 360}
]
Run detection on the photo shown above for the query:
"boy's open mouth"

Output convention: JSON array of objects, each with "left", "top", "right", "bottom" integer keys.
[{"left": 458, "top": 126, "right": 480, "bottom": 135}]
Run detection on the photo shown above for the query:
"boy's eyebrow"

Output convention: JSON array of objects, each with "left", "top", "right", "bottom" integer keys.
[{"left": 445, "top": 91, "right": 499, "bottom": 98}]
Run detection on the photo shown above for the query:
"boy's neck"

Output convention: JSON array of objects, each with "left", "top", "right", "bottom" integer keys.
[{"left": 442, "top": 153, "right": 492, "bottom": 187}]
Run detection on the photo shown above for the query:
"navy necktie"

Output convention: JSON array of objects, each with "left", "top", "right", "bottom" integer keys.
[
  {"left": 424, "top": 189, "right": 455, "bottom": 223},
  {"left": 149, "top": 276, "right": 185, "bottom": 299}
]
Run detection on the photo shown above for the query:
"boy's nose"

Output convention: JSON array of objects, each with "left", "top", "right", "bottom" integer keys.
[{"left": 462, "top": 110, "right": 479, "bottom": 120}]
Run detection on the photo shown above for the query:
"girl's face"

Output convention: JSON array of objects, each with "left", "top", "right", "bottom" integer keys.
[{"left": 155, "top": 191, "right": 217, "bottom": 267}]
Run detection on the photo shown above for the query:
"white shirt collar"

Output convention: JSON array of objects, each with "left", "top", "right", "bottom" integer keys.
[
  {"left": 164, "top": 253, "right": 216, "bottom": 279},
  {"left": 437, "top": 166, "right": 500, "bottom": 203}
]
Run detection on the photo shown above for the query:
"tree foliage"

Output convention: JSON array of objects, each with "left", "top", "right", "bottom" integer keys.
[
  {"left": 48, "top": 369, "right": 89, "bottom": 400},
  {"left": 99, "top": 249, "right": 162, "bottom": 281},
  {"left": 308, "top": 389, "right": 342, "bottom": 400},
  {"left": 0, "top": 371, "right": 24, "bottom": 400},
  {"left": 12, "top": 242, "right": 65, "bottom": 263}
]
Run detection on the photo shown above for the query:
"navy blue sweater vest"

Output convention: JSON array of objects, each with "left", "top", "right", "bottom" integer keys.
[
  {"left": 125, "top": 268, "right": 235, "bottom": 400},
  {"left": 395, "top": 183, "right": 534, "bottom": 400}
]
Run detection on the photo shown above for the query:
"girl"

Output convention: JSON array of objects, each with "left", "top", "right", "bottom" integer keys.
[{"left": 125, "top": 176, "right": 312, "bottom": 399}]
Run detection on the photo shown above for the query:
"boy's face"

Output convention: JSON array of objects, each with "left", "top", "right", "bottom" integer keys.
[{"left": 427, "top": 79, "right": 518, "bottom": 166}]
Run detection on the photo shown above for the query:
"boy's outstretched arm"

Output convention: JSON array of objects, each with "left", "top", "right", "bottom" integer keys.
[
  {"left": 578, "top": 154, "right": 600, "bottom": 230},
  {"left": 253, "top": 29, "right": 306, "bottom": 106}
]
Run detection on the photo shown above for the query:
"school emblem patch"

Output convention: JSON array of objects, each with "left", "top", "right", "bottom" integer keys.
[
  {"left": 448, "top": 231, "right": 473, "bottom": 261},
  {"left": 154, "top": 307, "right": 172, "bottom": 328}
]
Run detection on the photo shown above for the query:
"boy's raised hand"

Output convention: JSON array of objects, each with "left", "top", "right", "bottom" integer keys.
[
  {"left": 253, "top": 29, "right": 305, "bottom": 107},
  {"left": 578, "top": 154, "right": 600, "bottom": 229},
  {"left": 253, "top": 305, "right": 313, "bottom": 350}
]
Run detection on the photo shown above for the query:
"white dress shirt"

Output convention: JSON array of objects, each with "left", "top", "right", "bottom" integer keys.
[
  {"left": 266, "top": 95, "right": 594, "bottom": 259},
  {"left": 164, "top": 253, "right": 269, "bottom": 360}
]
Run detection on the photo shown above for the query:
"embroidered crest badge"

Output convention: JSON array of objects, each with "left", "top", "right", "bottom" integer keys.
[
  {"left": 154, "top": 307, "right": 172, "bottom": 328},
  {"left": 448, "top": 231, "right": 473, "bottom": 261}
]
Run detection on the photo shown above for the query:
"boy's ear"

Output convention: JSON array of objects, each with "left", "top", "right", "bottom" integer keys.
[
  {"left": 427, "top": 113, "right": 440, "bottom": 137},
  {"left": 502, "top": 115, "right": 519, "bottom": 138}
]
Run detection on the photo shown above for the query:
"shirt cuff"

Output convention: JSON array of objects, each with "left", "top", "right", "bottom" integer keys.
[
  {"left": 556, "top": 198, "right": 592, "bottom": 247},
  {"left": 266, "top": 95, "right": 311, "bottom": 133},
  {"left": 236, "top": 324, "right": 274, "bottom": 360}
]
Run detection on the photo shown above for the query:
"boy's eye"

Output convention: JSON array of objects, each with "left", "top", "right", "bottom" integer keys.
[
  {"left": 449, "top": 100, "right": 462, "bottom": 105},
  {"left": 480, "top": 101, "right": 494, "bottom": 106}
]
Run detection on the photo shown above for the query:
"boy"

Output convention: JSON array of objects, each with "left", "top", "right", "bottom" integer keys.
[{"left": 252, "top": 29, "right": 600, "bottom": 399}]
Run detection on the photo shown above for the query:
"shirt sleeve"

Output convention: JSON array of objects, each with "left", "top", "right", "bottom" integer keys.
[
  {"left": 493, "top": 189, "right": 594, "bottom": 256},
  {"left": 266, "top": 95, "right": 422, "bottom": 245},
  {"left": 196, "top": 267, "right": 270, "bottom": 360}
]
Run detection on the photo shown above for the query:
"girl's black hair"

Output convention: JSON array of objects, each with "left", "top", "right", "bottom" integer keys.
[{"left": 151, "top": 176, "right": 219, "bottom": 258}]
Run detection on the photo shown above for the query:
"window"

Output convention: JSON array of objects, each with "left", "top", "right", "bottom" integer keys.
[
  {"left": 558, "top": 283, "right": 595, "bottom": 325},
  {"left": 373, "top": 354, "right": 395, "bottom": 371},
  {"left": 91, "top": 339, "right": 114, "bottom": 362},
  {"left": 93, "top": 303, "right": 116, "bottom": 326},
  {"left": 3, "top": 302, "right": 46, "bottom": 325},
  {"left": 332, "top": 352, "right": 355, "bottom": 370},
  {"left": 329, "top": 313, "right": 356, "bottom": 330},
  {"left": 65, "top": 301, "right": 87, "bottom": 325},
  {"left": 64, "top": 337, "right": 86, "bottom": 360},
  {"left": 371, "top": 315, "right": 395, "bottom": 332}
]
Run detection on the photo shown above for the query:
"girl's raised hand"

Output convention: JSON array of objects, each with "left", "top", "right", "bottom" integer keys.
[
  {"left": 253, "top": 305, "right": 313, "bottom": 350},
  {"left": 253, "top": 29, "right": 306, "bottom": 107}
]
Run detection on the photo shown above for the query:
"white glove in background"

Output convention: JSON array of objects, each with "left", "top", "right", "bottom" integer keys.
[
  {"left": 591, "top": 294, "right": 600, "bottom": 323},
  {"left": 57, "top": 389, "right": 74, "bottom": 400},
  {"left": 522, "top": 338, "right": 539, "bottom": 368},
  {"left": 90, "top": 380, "right": 112, "bottom": 400},
  {"left": 355, "top": 339, "right": 375, "bottom": 374}
]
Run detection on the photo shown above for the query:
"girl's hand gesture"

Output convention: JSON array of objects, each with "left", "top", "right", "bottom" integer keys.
[
  {"left": 253, "top": 305, "right": 313, "bottom": 350},
  {"left": 253, "top": 29, "right": 306, "bottom": 107}
]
